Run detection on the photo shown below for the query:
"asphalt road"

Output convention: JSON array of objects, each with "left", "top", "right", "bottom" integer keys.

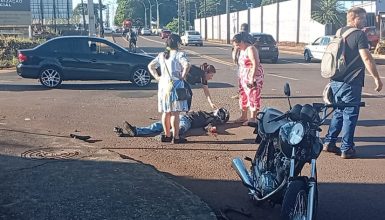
[{"left": 1, "top": 35, "right": 385, "bottom": 220}]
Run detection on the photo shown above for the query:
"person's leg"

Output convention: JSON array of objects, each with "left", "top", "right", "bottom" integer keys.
[
  {"left": 179, "top": 115, "right": 192, "bottom": 137},
  {"left": 340, "top": 84, "right": 362, "bottom": 153},
  {"left": 324, "top": 81, "right": 345, "bottom": 149},
  {"left": 236, "top": 82, "right": 248, "bottom": 122},
  {"left": 170, "top": 112, "right": 181, "bottom": 140},
  {"left": 162, "top": 112, "right": 172, "bottom": 137},
  {"left": 136, "top": 121, "right": 163, "bottom": 135},
  {"left": 247, "top": 87, "right": 262, "bottom": 123},
  {"left": 185, "top": 82, "right": 193, "bottom": 111}
]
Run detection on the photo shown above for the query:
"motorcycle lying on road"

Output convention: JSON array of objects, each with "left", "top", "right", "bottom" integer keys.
[{"left": 232, "top": 83, "right": 364, "bottom": 220}]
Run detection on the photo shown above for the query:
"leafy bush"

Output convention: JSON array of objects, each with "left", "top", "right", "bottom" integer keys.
[
  {"left": 374, "top": 40, "right": 385, "bottom": 55},
  {"left": 0, "top": 37, "right": 43, "bottom": 69}
]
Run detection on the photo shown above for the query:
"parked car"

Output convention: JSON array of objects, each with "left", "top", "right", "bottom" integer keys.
[
  {"left": 16, "top": 36, "right": 154, "bottom": 88},
  {"left": 160, "top": 30, "right": 171, "bottom": 39},
  {"left": 141, "top": 28, "right": 151, "bottom": 35},
  {"left": 303, "top": 35, "right": 335, "bottom": 62},
  {"left": 103, "top": 27, "right": 114, "bottom": 34},
  {"left": 362, "top": 26, "right": 379, "bottom": 49},
  {"left": 181, "top": 31, "right": 203, "bottom": 46},
  {"left": 250, "top": 32, "right": 279, "bottom": 63}
]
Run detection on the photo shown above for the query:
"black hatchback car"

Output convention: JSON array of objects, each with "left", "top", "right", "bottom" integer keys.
[
  {"left": 250, "top": 33, "right": 279, "bottom": 63},
  {"left": 17, "top": 36, "right": 154, "bottom": 88}
]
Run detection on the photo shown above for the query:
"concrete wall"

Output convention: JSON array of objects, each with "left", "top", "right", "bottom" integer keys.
[{"left": 194, "top": 0, "right": 326, "bottom": 44}]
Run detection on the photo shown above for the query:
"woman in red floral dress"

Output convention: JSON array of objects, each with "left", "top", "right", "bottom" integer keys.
[{"left": 232, "top": 32, "right": 264, "bottom": 125}]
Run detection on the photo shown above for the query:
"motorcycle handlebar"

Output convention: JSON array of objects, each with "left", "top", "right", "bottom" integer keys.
[
  {"left": 313, "top": 102, "right": 365, "bottom": 110},
  {"left": 267, "top": 112, "right": 288, "bottom": 123}
]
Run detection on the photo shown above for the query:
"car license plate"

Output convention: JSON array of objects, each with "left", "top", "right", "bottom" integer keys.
[{"left": 261, "top": 47, "right": 270, "bottom": 51}]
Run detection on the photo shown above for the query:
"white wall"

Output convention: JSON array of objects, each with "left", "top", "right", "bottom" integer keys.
[
  {"left": 250, "top": 7, "right": 262, "bottom": 33},
  {"left": 194, "top": 0, "right": 326, "bottom": 44},
  {"left": 220, "top": 14, "right": 227, "bottom": 41},
  {"left": 278, "top": 0, "right": 298, "bottom": 42},
  {"left": 262, "top": 4, "right": 277, "bottom": 38}
]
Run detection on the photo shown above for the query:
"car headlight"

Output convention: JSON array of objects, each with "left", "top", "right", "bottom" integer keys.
[{"left": 280, "top": 122, "right": 305, "bottom": 146}]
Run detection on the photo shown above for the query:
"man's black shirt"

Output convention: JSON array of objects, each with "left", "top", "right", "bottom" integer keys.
[
  {"left": 333, "top": 26, "right": 369, "bottom": 87},
  {"left": 184, "top": 111, "right": 221, "bottom": 128}
]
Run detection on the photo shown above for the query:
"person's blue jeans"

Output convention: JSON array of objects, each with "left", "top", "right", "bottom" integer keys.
[
  {"left": 136, "top": 115, "right": 192, "bottom": 136},
  {"left": 324, "top": 81, "right": 362, "bottom": 152}
]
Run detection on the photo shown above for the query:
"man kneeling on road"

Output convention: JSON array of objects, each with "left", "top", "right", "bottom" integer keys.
[{"left": 114, "top": 108, "right": 230, "bottom": 142}]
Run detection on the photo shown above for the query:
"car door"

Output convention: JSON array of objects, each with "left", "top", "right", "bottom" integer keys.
[
  {"left": 37, "top": 39, "right": 78, "bottom": 77},
  {"left": 65, "top": 39, "right": 96, "bottom": 80},
  {"left": 83, "top": 39, "right": 131, "bottom": 80},
  {"left": 317, "top": 37, "right": 331, "bottom": 60},
  {"left": 308, "top": 37, "right": 322, "bottom": 59}
]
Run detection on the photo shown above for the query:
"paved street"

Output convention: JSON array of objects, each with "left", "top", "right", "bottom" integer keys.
[{"left": 1, "top": 35, "right": 385, "bottom": 219}]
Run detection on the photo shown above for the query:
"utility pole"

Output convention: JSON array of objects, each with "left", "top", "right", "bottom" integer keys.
[
  {"left": 184, "top": 0, "right": 187, "bottom": 31},
  {"left": 53, "top": 0, "right": 57, "bottom": 33},
  {"left": 81, "top": 0, "right": 86, "bottom": 31},
  {"left": 178, "top": 0, "right": 181, "bottom": 35},
  {"left": 226, "top": 0, "right": 230, "bottom": 44},
  {"left": 155, "top": 0, "right": 160, "bottom": 31},
  {"left": 106, "top": 4, "right": 110, "bottom": 27},
  {"left": 87, "top": 0, "right": 96, "bottom": 36},
  {"left": 98, "top": 0, "right": 104, "bottom": 37},
  {"left": 141, "top": 2, "right": 148, "bottom": 28},
  {"left": 147, "top": 0, "right": 152, "bottom": 30},
  {"left": 40, "top": 0, "right": 44, "bottom": 26},
  {"left": 204, "top": 0, "right": 207, "bottom": 40}
]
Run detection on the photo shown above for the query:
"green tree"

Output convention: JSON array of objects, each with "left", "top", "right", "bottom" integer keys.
[{"left": 312, "top": 0, "right": 345, "bottom": 27}]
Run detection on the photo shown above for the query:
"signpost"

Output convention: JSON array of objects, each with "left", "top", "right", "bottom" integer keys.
[{"left": 0, "top": 0, "right": 31, "bottom": 26}]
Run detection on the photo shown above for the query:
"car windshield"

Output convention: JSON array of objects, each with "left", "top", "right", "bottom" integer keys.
[
  {"left": 187, "top": 31, "right": 200, "bottom": 35},
  {"left": 253, "top": 35, "right": 276, "bottom": 44}
]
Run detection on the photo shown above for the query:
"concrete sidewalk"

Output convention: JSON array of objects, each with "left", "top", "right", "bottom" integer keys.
[{"left": 0, "top": 127, "right": 216, "bottom": 220}]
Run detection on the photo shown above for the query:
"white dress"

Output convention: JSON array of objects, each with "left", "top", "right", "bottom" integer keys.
[{"left": 152, "top": 50, "right": 189, "bottom": 113}]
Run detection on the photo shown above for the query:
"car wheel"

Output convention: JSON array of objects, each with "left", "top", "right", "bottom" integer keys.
[
  {"left": 304, "top": 50, "right": 312, "bottom": 63},
  {"left": 39, "top": 66, "right": 62, "bottom": 88},
  {"left": 131, "top": 66, "right": 151, "bottom": 87}
]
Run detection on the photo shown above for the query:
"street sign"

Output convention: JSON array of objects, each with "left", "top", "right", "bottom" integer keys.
[{"left": 0, "top": 0, "right": 31, "bottom": 26}]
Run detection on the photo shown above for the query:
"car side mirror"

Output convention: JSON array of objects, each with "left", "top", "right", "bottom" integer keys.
[{"left": 284, "top": 83, "right": 291, "bottom": 97}]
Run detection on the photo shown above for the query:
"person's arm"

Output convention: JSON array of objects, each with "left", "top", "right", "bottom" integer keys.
[
  {"left": 359, "top": 49, "right": 383, "bottom": 92},
  {"left": 201, "top": 84, "right": 217, "bottom": 109},
  {"left": 148, "top": 54, "right": 161, "bottom": 81},
  {"left": 247, "top": 46, "right": 261, "bottom": 85},
  {"left": 178, "top": 52, "right": 191, "bottom": 79}
]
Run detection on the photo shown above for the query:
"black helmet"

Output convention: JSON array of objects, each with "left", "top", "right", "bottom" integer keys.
[{"left": 214, "top": 108, "right": 230, "bottom": 124}]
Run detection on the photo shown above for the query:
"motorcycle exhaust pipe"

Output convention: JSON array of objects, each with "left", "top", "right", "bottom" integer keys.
[{"left": 232, "top": 157, "right": 255, "bottom": 190}]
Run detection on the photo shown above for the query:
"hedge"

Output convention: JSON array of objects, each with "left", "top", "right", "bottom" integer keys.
[{"left": 0, "top": 37, "right": 43, "bottom": 69}]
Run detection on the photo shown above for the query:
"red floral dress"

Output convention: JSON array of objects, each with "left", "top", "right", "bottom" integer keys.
[{"left": 238, "top": 46, "right": 264, "bottom": 111}]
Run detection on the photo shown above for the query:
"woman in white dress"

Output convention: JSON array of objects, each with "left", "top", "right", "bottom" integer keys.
[{"left": 148, "top": 34, "right": 191, "bottom": 143}]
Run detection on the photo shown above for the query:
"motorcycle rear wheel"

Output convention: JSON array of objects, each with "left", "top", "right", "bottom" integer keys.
[{"left": 280, "top": 179, "right": 318, "bottom": 220}]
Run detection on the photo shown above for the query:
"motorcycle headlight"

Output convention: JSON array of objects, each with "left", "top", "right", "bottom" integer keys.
[{"left": 280, "top": 122, "right": 305, "bottom": 146}]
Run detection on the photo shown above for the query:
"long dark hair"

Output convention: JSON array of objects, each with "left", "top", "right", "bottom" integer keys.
[
  {"left": 164, "top": 34, "right": 181, "bottom": 59},
  {"left": 232, "top": 32, "right": 251, "bottom": 44}
]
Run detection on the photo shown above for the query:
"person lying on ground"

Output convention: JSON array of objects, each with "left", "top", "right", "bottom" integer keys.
[{"left": 114, "top": 108, "right": 230, "bottom": 142}]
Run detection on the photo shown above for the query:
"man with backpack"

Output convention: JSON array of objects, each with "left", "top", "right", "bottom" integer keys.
[{"left": 322, "top": 7, "right": 383, "bottom": 159}]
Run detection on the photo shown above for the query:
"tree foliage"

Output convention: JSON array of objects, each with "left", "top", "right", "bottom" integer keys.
[{"left": 312, "top": 0, "right": 345, "bottom": 26}]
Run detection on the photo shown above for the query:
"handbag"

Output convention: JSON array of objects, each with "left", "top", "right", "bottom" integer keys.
[
  {"left": 163, "top": 58, "right": 190, "bottom": 101},
  {"left": 175, "top": 87, "right": 191, "bottom": 101}
]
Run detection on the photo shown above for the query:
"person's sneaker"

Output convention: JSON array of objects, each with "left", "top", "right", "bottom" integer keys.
[
  {"left": 113, "top": 127, "right": 124, "bottom": 137},
  {"left": 341, "top": 148, "right": 356, "bottom": 159},
  {"left": 323, "top": 143, "right": 341, "bottom": 154},
  {"left": 160, "top": 134, "right": 173, "bottom": 142},
  {"left": 172, "top": 137, "right": 187, "bottom": 144},
  {"left": 123, "top": 121, "right": 137, "bottom": 137}
]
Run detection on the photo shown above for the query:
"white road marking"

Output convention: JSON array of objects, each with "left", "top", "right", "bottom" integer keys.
[
  {"left": 267, "top": 73, "right": 299, "bottom": 81},
  {"left": 280, "top": 59, "right": 311, "bottom": 66}
]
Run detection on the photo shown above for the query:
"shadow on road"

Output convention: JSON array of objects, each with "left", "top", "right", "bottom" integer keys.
[{"left": 168, "top": 174, "right": 385, "bottom": 220}]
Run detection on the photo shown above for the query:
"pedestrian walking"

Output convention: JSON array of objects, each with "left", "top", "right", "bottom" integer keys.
[
  {"left": 323, "top": 7, "right": 383, "bottom": 159},
  {"left": 147, "top": 34, "right": 191, "bottom": 144},
  {"left": 232, "top": 32, "right": 264, "bottom": 125}
]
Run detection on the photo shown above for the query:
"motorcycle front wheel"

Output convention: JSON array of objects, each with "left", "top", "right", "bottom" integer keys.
[{"left": 280, "top": 180, "right": 318, "bottom": 220}]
